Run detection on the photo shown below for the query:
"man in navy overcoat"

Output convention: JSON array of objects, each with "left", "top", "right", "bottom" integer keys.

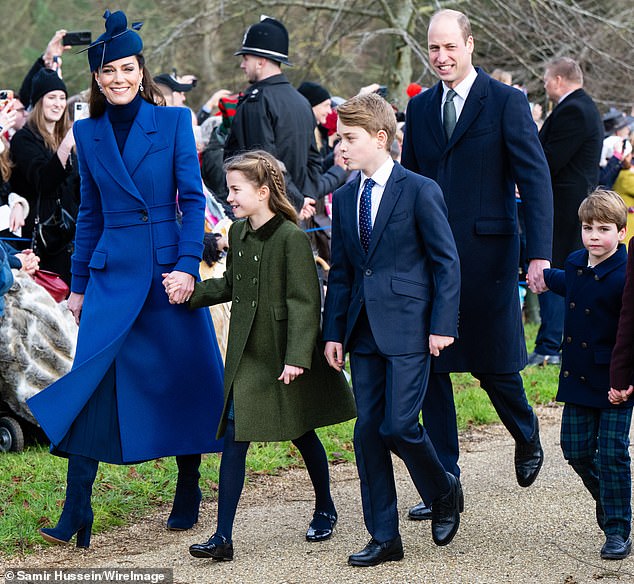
[{"left": 401, "top": 9, "right": 554, "bottom": 518}]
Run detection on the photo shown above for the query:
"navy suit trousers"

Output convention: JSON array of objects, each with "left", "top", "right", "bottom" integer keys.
[
  {"left": 349, "top": 310, "right": 449, "bottom": 542},
  {"left": 423, "top": 371, "right": 537, "bottom": 477}
]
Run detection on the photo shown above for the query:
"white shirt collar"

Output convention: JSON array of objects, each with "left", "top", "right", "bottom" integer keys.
[
  {"left": 557, "top": 89, "right": 576, "bottom": 105},
  {"left": 360, "top": 156, "right": 394, "bottom": 188},
  {"left": 442, "top": 67, "right": 478, "bottom": 102}
]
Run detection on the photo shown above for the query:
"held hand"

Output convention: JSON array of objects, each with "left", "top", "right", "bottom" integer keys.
[
  {"left": 9, "top": 204, "right": 25, "bottom": 232},
  {"left": 429, "top": 334, "right": 455, "bottom": 357},
  {"left": 608, "top": 385, "right": 634, "bottom": 405},
  {"left": 278, "top": 364, "right": 305, "bottom": 385},
  {"left": 526, "top": 259, "right": 550, "bottom": 294},
  {"left": 0, "top": 100, "right": 18, "bottom": 133},
  {"left": 43, "top": 30, "right": 70, "bottom": 69},
  {"left": 205, "top": 89, "right": 232, "bottom": 111},
  {"left": 67, "top": 292, "right": 84, "bottom": 325},
  {"left": 16, "top": 251, "right": 39, "bottom": 275},
  {"left": 299, "top": 197, "right": 316, "bottom": 220},
  {"left": 162, "top": 271, "right": 195, "bottom": 304},
  {"left": 325, "top": 341, "right": 345, "bottom": 372}
]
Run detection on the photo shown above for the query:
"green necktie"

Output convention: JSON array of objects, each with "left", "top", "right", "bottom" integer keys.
[{"left": 443, "top": 89, "right": 457, "bottom": 140}]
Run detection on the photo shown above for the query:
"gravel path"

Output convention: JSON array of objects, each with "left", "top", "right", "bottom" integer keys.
[{"left": 3, "top": 405, "right": 634, "bottom": 583}]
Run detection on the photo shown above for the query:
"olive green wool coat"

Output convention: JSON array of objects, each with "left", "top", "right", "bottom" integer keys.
[{"left": 190, "top": 214, "right": 356, "bottom": 441}]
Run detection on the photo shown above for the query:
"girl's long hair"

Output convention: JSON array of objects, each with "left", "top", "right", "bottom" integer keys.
[
  {"left": 224, "top": 150, "right": 298, "bottom": 224},
  {"left": 26, "top": 96, "right": 71, "bottom": 151},
  {"left": 88, "top": 54, "right": 165, "bottom": 118}
]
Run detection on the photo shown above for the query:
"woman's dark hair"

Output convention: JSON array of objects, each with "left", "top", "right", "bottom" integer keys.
[{"left": 88, "top": 54, "right": 165, "bottom": 118}]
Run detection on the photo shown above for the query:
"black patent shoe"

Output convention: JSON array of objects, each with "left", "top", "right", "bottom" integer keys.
[
  {"left": 601, "top": 535, "right": 632, "bottom": 560},
  {"left": 515, "top": 418, "right": 544, "bottom": 487},
  {"left": 189, "top": 533, "right": 234, "bottom": 561},
  {"left": 306, "top": 510, "right": 337, "bottom": 542},
  {"left": 348, "top": 536, "right": 404, "bottom": 567}
]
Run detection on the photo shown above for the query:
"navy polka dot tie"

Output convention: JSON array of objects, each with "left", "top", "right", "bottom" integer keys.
[{"left": 359, "top": 178, "right": 375, "bottom": 253}]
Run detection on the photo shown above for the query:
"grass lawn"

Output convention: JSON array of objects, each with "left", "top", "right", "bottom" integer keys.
[{"left": 0, "top": 322, "right": 559, "bottom": 557}]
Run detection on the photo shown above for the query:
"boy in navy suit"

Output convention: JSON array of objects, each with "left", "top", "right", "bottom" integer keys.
[
  {"left": 323, "top": 93, "right": 462, "bottom": 567},
  {"left": 543, "top": 190, "right": 632, "bottom": 560}
]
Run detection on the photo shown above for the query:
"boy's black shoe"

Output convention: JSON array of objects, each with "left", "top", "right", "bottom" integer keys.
[
  {"left": 348, "top": 536, "right": 404, "bottom": 567},
  {"left": 515, "top": 419, "right": 544, "bottom": 487},
  {"left": 601, "top": 535, "right": 631, "bottom": 560}
]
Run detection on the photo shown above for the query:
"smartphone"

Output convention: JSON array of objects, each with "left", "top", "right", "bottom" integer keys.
[
  {"left": 74, "top": 102, "right": 90, "bottom": 121},
  {"left": 0, "top": 89, "right": 14, "bottom": 109},
  {"left": 63, "top": 31, "right": 92, "bottom": 46}
]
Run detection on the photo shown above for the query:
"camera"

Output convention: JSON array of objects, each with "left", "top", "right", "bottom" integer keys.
[
  {"left": 63, "top": 31, "right": 92, "bottom": 46},
  {"left": 74, "top": 102, "right": 90, "bottom": 122},
  {"left": 0, "top": 89, "right": 14, "bottom": 109}
]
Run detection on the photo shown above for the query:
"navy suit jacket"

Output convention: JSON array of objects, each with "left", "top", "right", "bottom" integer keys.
[
  {"left": 322, "top": 162, "right": 460, "bottom": 356},
  {"left": 402, "top": 69, "right": 553, "bottom": 373}
]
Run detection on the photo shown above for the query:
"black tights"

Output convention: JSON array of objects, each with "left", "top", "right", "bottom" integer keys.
[{"left": 216, "top": 420, "right": 335, "bottom": 541}]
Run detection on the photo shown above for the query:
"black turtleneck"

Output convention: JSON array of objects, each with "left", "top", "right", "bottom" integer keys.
[{"left": 106, "top": 93, "right": 143, "bottom": 153}]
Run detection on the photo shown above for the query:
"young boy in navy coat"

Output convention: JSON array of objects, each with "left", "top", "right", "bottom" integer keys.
[
  {"left": 323, "top": 93, "right": 462, "bottom": 567},
  {"left": 543, "top": 190, "right": 632, "bottom": 560}
]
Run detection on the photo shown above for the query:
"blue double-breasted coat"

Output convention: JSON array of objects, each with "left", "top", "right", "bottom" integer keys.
[
  {"left": 27, "top": 100, "right": 224, "bottom": 463},
  {"left": 545, "top": 245, "right": 629, "bottom": 409}
]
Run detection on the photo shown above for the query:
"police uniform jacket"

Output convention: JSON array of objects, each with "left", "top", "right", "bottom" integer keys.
[
  {"left": 225, "top": 74, "right": 345, "bottom": 209},
  {"left": 545, "top": 244, "right": 631, "bottom": 409}
]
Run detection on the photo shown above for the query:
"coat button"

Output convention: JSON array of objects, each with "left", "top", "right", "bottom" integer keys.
[
  {"left": 235, "top": 296, "right": 240, "bottom": 303},
  {"left": 569, "top": 302, "right": 575, "bottom": 309},
  {"left": 236, "top": 274, "right": 242, "bottom": 281},
  {"left": 254, "top": 255, "right": 259, "bottom": 261},
  {"left": 563, "top": 370, "right": 570, "bottom": 377},
  {"left": 566, "top": 336, "right": 572, "bottom": 343},
  {"left": 580, "top": 376, "right": 586, "bottom": 382},
  {"left": 251, "top": 301, "right": 257, "bottom": 308},
  {"left": 252, "top": 277, "right": 257, "bottom": 285},
  {"left": 594, "top": 274, "right": 600, "bottom": 281},
  {"left": 141, "top": 212, "right": 148, "bottom": 222},
  {"left": 238, "top": 250, "right": 243, "bottom": 257},
  {"left": 576, "top": 269, "right": 583, "bottom": 276},
  {"left": 365, "top": 269, "right": 372, "bottom": 276},
  {"left": 581, "top": 342, "right": 588, "bottom": 349},
  {"left": 584, "top": 308, "right": 590, "bottom": 315}
]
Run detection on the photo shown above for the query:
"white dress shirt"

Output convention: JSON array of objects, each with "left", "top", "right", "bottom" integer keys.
[
  {"left": 441, "top": 66, "right": 478, "bottom": 124},
  {"left": 357, "top": 156, "right": 395, "bottom": 237}
]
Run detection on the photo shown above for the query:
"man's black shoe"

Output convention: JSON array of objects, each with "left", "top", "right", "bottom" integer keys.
[
  {"left": 515, "top": 418, "right": 544, "bottom": 487},
  {"left": 348, "top": 536, "right": 404, "bottom": 567},
  {"left": 431, "top": 473, "right": 461, "bottom": 546},
  {"left": 600, "top": 535, "right": 632, "bottom": 560}
]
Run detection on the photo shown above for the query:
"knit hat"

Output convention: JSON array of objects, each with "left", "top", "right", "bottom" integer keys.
[
  {"left": 234, "top": 17, "right": 292, "bottom": 66},
  {"left": 87, "top": 10, "right": 143, "bottom": 72},
  {"left": 153, "top": 73, "right": 194, "bottom": 93},
  {"left": 30, "top": 68, "right": 68, "bottom": 106},
  {"left": 297, "top": 81, "right": 330, "bottom": 107}
]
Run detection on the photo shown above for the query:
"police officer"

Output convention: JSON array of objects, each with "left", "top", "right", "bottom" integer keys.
[{"left": 225, "top": 17, "right": 346, "bottom": 214}]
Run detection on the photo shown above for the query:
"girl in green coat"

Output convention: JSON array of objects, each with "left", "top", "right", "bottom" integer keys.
[{"left": 165, "top": 150, "right": 355, "bottom": 561}]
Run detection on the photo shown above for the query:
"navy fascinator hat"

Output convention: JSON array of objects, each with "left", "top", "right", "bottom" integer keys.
[{"left": 87, "top": 10, "right": 144, "bottom": 72}]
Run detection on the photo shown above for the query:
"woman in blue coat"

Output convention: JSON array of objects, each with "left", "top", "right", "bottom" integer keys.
[{"left": 27, "top": 10, "right": 224, "bottom": 548}]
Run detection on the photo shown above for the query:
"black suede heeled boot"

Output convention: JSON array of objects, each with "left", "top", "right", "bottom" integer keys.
[
  {"left": 40, "top": 455, "right": 99, "bottom": 548},
  {"left": 167, "top": 454, "right": 202, "bottom": 530}
]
